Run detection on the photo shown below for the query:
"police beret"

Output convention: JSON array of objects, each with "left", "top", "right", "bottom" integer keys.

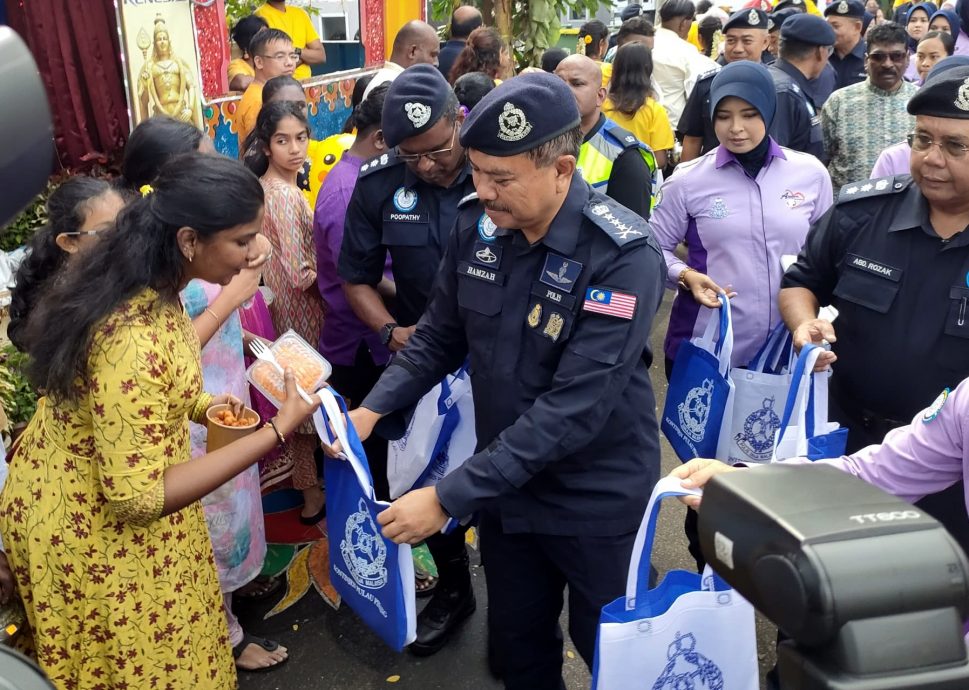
[
  {"left": 907, "top": 64, "right": 969, "bottom": 119},
  {"left": 780, "top": 13, "right": 836, "bottom": 45},
  {"left": 724, "top": 8, "right": 770, "bottom": 32},
  {"left": 772, "top": 0, "right": 806, "bottom": 13},
  {"left": 381, "top": 64, "right": 454, "bottom": 149},
  {"left": 824, "top": 0, "right": 865, "bottom": 19},
  {"left": 459, "top": 71, "right": 581, "bottom": 157},
  {"left": 770, "top": 8, "right": 800, "bottom": 31},
  {"left": 621, "top": 3, "right": 643, "bottom": 21}
]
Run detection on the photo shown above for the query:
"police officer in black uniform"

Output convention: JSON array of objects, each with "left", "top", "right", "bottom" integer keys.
[
  {"left": 825, "top": 0, "right": 868, "bottom": 90},
  {"left": 338, "top": 64, "right": 477, "bottom": 656},
  {"left": 780, "top": 63, "right": 969, "bottom": 555},
  {"left": 349, "top": 72, "right": 665, "bottom": 687},
  {"left": 769, "top": 13, "right": 835, "bottom": 161},
  {"left": 679, "top": 8, "right": 772, "bottom": 161}
]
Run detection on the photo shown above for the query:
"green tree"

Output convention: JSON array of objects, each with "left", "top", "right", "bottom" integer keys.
[{"left": 432, "top": 0, "right": 603, "bottom": 68}]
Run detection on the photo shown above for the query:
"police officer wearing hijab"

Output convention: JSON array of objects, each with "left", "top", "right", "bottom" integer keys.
[
  {"left": 780, "top": 64, "right": 969, "bottom": 556},
  {"left": 337, "top": 64, "right": 478, "bottom": 656},
  {"left": 826, "top": 0, "right": 869, "bottom": 89},
  {"left": 351, "top": 72, "right": 665, "bottom": 687},
  {"left": 769, "top": 13, "right": 836, "bottom": 160},
  {"left": 679, "top": 8, "right": 774, "bottom": 161}
]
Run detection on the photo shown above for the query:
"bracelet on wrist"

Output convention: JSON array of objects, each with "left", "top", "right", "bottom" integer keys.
[
  {"left": 677, "top": 267, "right": 698, "bottom": 289},
  {"left": 204, "top": 307, "right": 221, "bottom": 324},
  {"left": 266, "top": 418, "right": 287, "bottom": 446}
]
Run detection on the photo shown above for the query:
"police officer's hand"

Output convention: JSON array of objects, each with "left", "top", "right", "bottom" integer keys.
[
  {"left": 377, "top": 487, "right": 449, "bottom": 544},
  {"left": 670, "top": 459, "right": 740, "bottom": 509},
  {"left": 792, "top": 318, "right": 838, "bottom": 371},
  {"left": 388, "top": 325, "right": 417, "bottom": 352},
  {"left": 681, "top": 270, "right": 736, "bottom": 309}
]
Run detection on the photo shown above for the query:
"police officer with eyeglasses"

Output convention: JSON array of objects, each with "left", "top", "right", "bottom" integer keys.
[
  {"left": 780, "top": 61, "right": 969, "bottom": 558},
  {"left": 338, "top": 64, "right": 477, "bottom": 657}
]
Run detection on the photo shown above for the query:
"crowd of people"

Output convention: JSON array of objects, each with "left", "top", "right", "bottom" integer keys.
[{"left": 3, "top": 0, "right": 969, "bottom": 688}]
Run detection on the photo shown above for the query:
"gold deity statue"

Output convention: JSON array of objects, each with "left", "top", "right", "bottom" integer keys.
[{"left": 137, "top": 14, "right": 200, "bottom": 127}]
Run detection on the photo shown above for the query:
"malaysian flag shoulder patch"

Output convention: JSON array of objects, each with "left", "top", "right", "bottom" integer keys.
[{"left": 583, "top": 288, "right": 637, "bottom": 320}]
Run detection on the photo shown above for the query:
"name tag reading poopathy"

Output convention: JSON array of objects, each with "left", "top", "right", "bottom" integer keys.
[
  {"left": 458, "top": 261, "right": 507, "bottom": 285},
  {"left": 847, "top": 254, "right": 900, "bottom": 281}
]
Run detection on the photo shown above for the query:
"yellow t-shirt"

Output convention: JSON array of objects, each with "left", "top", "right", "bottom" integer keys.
[
  {"left": 602, "top": 97, "right": 675, "bottom": 153},
  {"left": 235, "top": 81, "right": 263, "bottom": 144},
  {"left": 228, "top": 58, "right": 254, "bottom": 85},
  {"left": 599, "top": 61, "right": 612, "bottom": 88},
  {"left": 254, "top": 3, "right": 320, "bottom": 80}
]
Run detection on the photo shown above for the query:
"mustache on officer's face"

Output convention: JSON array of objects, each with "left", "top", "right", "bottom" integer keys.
[{"left": 484, "top": 202, "right": 511, "bottom": 213}]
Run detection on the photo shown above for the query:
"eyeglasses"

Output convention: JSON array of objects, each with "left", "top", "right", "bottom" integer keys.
[
  {"left": 867, "top": 51, "right": 907, "bottom": 63},
  {"left": 395, "top": 125, "right": 457, "bottom": 164},
  {"left": 261, "top": 52, "right": 299, "bottom": 62},
  {"left": 908, "top": 132, "right": 969, "bottom": 159},
  {"left": 61, "top": 229, "right": 103, "bottom": 238}
]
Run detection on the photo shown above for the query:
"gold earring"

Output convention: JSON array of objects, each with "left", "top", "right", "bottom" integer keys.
[{"left": 185, "top": 248, "right": 194, "bottom": 263}]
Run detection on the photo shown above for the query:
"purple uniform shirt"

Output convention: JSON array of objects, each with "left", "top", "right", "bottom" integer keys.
[
  {"left": 313, "top": 152, "right": 393, "bottom": 367},
  {"left": 649, "top": 139, "right": 833, "bottom": 366},
  {"left": 870, "top": 140, "right": 911, "bottom": 178},
  {"left": 957, "top": 31, "right": 969, "bottom": 56}
]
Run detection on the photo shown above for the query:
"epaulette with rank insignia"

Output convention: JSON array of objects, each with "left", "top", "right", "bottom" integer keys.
[
  {"left": 584, "top": 195, "right": 650, "bottom": 247},
  {"left": 698, "top": 67, "right": 720, "bottom": 82},
  {"left": 457, "top": 192, "right": 480, "bottom": 208},
  {"left": 358, "top": 151, "right": 399, "bottom": 177},
  {"left": 837, "top": 175, "right": 910, "bottom": 203}
]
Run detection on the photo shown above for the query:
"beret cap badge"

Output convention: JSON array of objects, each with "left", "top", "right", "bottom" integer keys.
[
  {"left": 837, "top": 0, "right": 849, "bottom": 12},
  {"left": 497, "top": 102, "right": 533, "bottom": 142},
  {"left": 748, "top": 8, "right": 760, "bottom": 24},
  {"left": 404, "top": 102, "right": 432, "bottom": 128},
  {"left": 956, "top": 77, "right": 969, "bottom": 112}
]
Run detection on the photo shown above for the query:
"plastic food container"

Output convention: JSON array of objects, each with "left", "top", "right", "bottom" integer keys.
[
  {"left": 245, "top": 329, "right": 331, "bottom": 409},
  {"left": 206, "top": 404, "right": 260, "bottom": 452}
]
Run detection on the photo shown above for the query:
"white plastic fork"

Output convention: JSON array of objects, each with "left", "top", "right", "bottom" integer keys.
[{"left": 249, "top": 339, "right": 316, "bottom": 405}]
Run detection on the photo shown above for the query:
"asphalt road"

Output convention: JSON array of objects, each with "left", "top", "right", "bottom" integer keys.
[{"left": 239, "top": 294, "right": 778, "bottom": 689}]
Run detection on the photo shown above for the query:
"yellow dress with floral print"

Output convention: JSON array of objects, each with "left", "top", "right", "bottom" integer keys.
[{"left": 0, "top": 290, "right": 236, "bottom": 690}]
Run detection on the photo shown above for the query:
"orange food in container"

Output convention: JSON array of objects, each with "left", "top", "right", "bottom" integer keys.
[{"left": 245, "top": 330, "right": 332, "bottom": 409}]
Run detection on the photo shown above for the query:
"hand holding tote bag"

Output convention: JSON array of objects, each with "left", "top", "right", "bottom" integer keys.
[
  {"left": 315, "top": 389, "right": 417, "bottom": 651},
  {"left": 662, "top": 294, "right": 736, "bottom": 460},
  {"left": 772, "top": 344, "right": 848, "bottom": 462},
  {"left": 387, "top": 364, "right": 476, "bottom": 499},
  {"left": 592, "top": 476, "right": 759, "bottom": 689}
]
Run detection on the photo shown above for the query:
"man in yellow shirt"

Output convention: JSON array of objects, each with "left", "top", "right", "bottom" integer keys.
[
  {"left": 254, "top": 1, "right": 326, "bottom": 80},
  {"left": 235, "top": 29, "right": 296, "bottom": 144}
]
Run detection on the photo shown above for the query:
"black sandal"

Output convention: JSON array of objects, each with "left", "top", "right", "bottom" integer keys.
[
  {"left": 234, "top": 575, "right": 283, "bottom": 602},
  {"left": 233, "top": 633, "right": 288, "bottom": 672},
  {"left": 298, "top": 502, "right": 327, "bottom": 525}
]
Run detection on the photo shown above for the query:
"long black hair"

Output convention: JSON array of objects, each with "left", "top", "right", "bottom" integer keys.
[
  {"left": 243, "top": 101, "right": 310, "bottom": 177},
  {"left": 7, "top": 177, "right": 117, "bottom": 351},
  {"left": 121, "top": 117, "right": 205, "bottom": 190},
  {"left": 23, "top": 154, "right": 264, "bottom": 401},
  {"left": 608, "top": 42, "right": 657, "bottom": 115},
  {"left": 341, "top": 74, "right": 374, "bottom": 132}
]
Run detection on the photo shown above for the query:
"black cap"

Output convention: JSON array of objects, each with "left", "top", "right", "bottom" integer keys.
[
  {"left": 459, "top": 71, "right": 580, "bottom": 157},
  {"left": 773, "top": 0, "right": 807, "bottom": 13},
  {"left": 908, "top": 65, "right": 969, "bottom": 119},
  {"left": 824, "top": 0, "right": 866, "bottom": 19},
  {"left": 770, "top": 7, "right": 800, "bottom": 31},
  {"left": 724, "top": 8, "right": 770, "bottom": 32},
  {"left": 381, "top": 64, "right": 454, "bottom": 149},
  {"left": 621, "top": 3, "right": 643, "bottom": 21},
  {"left": 780, "top": 13, "right": 836, "bottom": 45}
]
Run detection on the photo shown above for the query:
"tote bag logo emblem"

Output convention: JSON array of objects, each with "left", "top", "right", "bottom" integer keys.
[
  {"left": 735, "top": 396, "right": 780, "bottom": 461},
  {"left": 678, "top": 379, "right": 715, "bottom": 443},
  {"left": 341, "top": 498, "right": 389, "bottom": 589},
  {"left": 653, "top": 631, "right": 725, "bottom": 690}
]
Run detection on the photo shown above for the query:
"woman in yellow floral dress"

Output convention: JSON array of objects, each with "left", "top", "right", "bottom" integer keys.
[{"left": 0, "top": 154, "right": 319, "bottom": 689}]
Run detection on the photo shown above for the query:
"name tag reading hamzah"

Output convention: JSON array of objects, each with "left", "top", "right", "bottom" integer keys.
[{"left": 583, "top": 288, "right": 637, "bottom": 319}]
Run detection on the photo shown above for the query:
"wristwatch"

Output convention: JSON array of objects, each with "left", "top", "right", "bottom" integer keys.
[{"left": 380, "top": 322, "right": 398, "bottom": 346}]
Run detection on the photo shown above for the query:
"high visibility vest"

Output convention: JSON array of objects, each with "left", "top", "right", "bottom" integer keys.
[{"left": 577, "top": 118, "right": 657, "bottom": 204}]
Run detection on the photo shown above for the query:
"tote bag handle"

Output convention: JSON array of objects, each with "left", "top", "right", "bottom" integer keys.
[
  {"left": 625, "top": 476, "right": 703, "bottom": 608},
  {"left": 773, "top": 345, "right": 825, "bottom": 456},
  {"left": 700, "top": 293, "right": 734, "bottom": 377},
  {"left": 314, "top": 388, "right": 376, "bottom": 501}
]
